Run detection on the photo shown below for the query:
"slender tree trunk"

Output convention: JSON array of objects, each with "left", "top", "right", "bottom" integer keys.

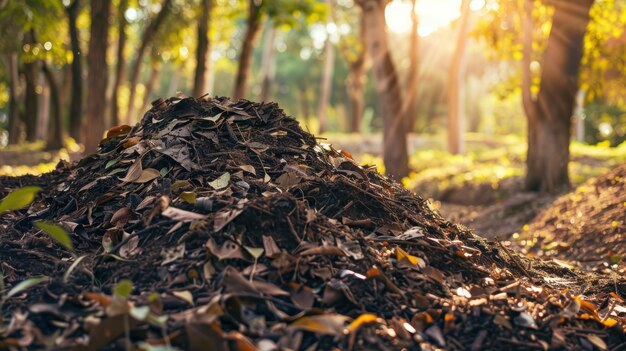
[
  {"left": 359, "top": 0, "right": 409, "bottom": 179},
  {"left": 317, "top": 14, "right": 335, "bottom": 135},
  {"left": 126, "top": 0, "right": 172, "bottom": 123},
  {"left": 141, "top": 62, "right": 161, "bottom": 112},
  {"left": 404, "top": 0, "right": 419, "bottom": 132},
  {"left": 167, "top": 68, "right": 181, "bottom": 97},
  {"left": 345, "top": 14, "right": 367, "bottom": 133},
  {"left": 299, "top": 85, "right": 310, "bottom": 126},
  {"left": 36, "top": 71, "right": 50, "bottom": 141},
  {"left": 5, "top": 53, "right": 21, "bottom": 144},
  {"left": 67, "top": 0, "right": 83, "bottom": 142},
  {"left": 110, "top": 0, "right": 128, "bottom": 127},
  {"left": 447, "top": 0, "right": 470, "bottom": 155},
  {"left": 23, "top": 31, "right": 39, "bottom": 142},
  {"left": 83, "top": 0, "right": 111, "bottom": 154},
  {"left": 192, "top": 0, "right": 212, "bottom": 97},
  {"left": 232, "top": 0, "right": 262, "bottom": 100},
  {"left": 522, "top": 0, "right": 594, "bottom": 192},
  {"left": 260, "top": 23, "right": 276, "bottom": 101},
  {"left": 42, "top": 62, "right": 63, "bottom": 150}
]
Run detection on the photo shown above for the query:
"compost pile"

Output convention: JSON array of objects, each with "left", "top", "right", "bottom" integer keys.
[
  {"left": 521, "top": 164, "right": 626, "bottom": 272},
  {"left": 1, "top": 97, "right": 625, "bottom": 350}
]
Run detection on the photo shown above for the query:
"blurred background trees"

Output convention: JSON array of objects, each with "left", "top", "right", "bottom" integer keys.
[{"left": 0, "top": 0, "right": 625, "bottom": 192}]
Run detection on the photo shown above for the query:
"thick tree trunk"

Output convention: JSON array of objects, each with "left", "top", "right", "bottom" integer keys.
[
  {"left": 126, "top": 0, "right": 172, "bottom": 123},
  {"left": 110, "top": 0, "right": 129, "bottom": 127},
  {"left": 67, "top": 0, "right": 83, "bottom": 142},
  {"left": 23, "top": 32, "right": 39, "bottom": 142},
  {"left": 447, "top": 0, "right": 470, "bottom": 155},
  {"left": 192, "top": 0, "right": 212, "bottom": 97},
  {"left": 404, "top": 0, "right": 419, "bottom": 132},
  {"left": 141, "top": 62, "right": 161, "bottom": 112},
  {"left": 232, "top": 0, "right": 262, "bottom": 100},
  {"left": 42, "top": 62, "right": 64, "bottom": 150},
  {"left": 522, "top": 0, "right": 593, "bottom": 192},
  {"left": 359, "top": 0, "right": 409, "bottom": 179},
  {"left": 260, "top": 24, "right": 276, "bottom": 101},
  {"left": 5, "top": 53, "right": 21, "bottom": 144},
  {"left": 83, "top": 0, "right": 111, "bottom": 154}
]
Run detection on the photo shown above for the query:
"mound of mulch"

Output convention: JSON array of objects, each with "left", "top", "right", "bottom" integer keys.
[
  {"left": 521, "top": 164, "right": 626, "bottom": 271},
  {"left": 1, "top": 96, "right": 625, "bottom": 350}
]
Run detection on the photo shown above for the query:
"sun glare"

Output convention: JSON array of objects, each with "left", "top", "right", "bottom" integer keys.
[{"left": 385, "top": 0, "right": 485, "bottom": 36}]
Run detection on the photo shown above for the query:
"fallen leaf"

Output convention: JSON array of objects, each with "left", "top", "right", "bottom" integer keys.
[
  {"left": 345, "top": 313, "right": 379, "bottom": 333},
  {"left": 134, "top": 168, "right": 160, "bottom": 183},
  {"left": 173, "top": 290, "right": 194, "bottom": 305},
  {"left": 289, "top": 314, "right": 350, "bottom": 335},
  {"left": 238, "top": 165, "right": 256, "bottom": 175},
  {"left": 209, "top": 173, "right": 231, "bottom": 190},
  {"left": 162, "top": 207, "right": 206, "bottom": 222},
  {"left": 0, "top": 186, "right": 42, "bottom": 213},
  {"left": 120, "top": 158, "right": 143, "bottom": 183},
  {"left": 34, "top": 221, "right": 74, "bottom": 252},
  {"left": 206, "top": 238, "right": 246, "bottom": 261}
]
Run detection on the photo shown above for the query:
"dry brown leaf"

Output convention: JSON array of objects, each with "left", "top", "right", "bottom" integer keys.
[{"left": 134, "top": 168, "right": 160, "bottom": 183}]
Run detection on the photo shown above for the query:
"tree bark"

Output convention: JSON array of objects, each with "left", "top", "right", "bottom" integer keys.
[
  {"left": 67, "top": 0, "right": 83, "bottom": 142},
  {"left": 192, "top": 0, "right": 212, "bottom": 97},
  {"left": 345, "top": 13, "right": 367, "bottom": 134},
  {"left": 359, "top": 0, "right": 409, "bottom": 179},
  {"left": 83, "top": 0, "right": 111, "bottom": 154},
  {"left": 23, "top": 31, "right": 39, "bottom": 142},
  {"left": 141, "top": 62, "right": 161, "bottom": 113},
  {"left": 299, "top": 85, "right": 310, "bottom": 126},
  {"left": 447, "top": 0, "right": 470, "bottom": 155},
  {"left": 5, "top": 53, "right": 21, "bottom": 144},
  {"left": 126, "top": 0, "right": 172, "bottom": 123},
  {"left": 110, "top": 0, "right": 129, "bottom": 127},
  {"left": 260, "top": 24, "right": 276, "bottom": 101},
  {"left": 42, "top": 62, "right": 64, "bottom": 150},
  {"left": 317, "top": 27, "right": 335, "bottom": 134},
  {"left": 404, "top": 0, "right": 419, "bottom": 132},
  {"left": 522, "top": 0, "right": 594, "bottom": 192},
  {"left": 232, "top": 0, "right": 262, "bottom": 100},
  {"left": 36, "top": 70, "right": 50, "bottom": 141}
]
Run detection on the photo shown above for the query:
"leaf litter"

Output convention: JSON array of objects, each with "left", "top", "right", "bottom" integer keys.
[{"left": 0, "top": 96, "right": 624, "bottom": 350}]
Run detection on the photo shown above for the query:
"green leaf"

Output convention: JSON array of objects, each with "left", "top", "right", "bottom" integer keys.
[
  {"left": 34, "top": 221, "right": 74, "bottom": 252},
  {"left": 113, "top": 279, "right": 134, "bottom": 298},
  {"left": 0, "top": 186, "right": 42, "bottom": 213},
  {"left": 7, "top": 276, "right": 49, "bottom": 298},
  {"left": 208, "top": 172, "right": 230, "bottom": 190},
  {"left": 63, "top": 255, "right": 89, "bottom": 283}
]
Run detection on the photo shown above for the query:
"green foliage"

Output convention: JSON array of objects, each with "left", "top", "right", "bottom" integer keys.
[
  {"left": 34, "top": 221, "right": 74, "bottom": 252},
  {"left": 5, "top": 276, "right": 49, "bottom": 299},
  {"left": 0, "top": 186, "right": 42, "bottom": 213},
  {"left": 113, "top": 279, "right": 134, "bottom": 298}
]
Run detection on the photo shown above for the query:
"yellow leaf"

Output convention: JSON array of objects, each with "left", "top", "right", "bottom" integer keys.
[
  {"left": 290, "top": 314, "right": 350, "bottom": 335},
  {"left": 179, "top": 191, "right": 197, "bottom": 204},
  {"left": 396, "top": 247, "right": 424, "bottom": 268},
  {"left": 173, "top": 290, "right": 194, "bottom": 305},
  {"left": 345, "top": 313, "right": 379, "bottom": 333}
]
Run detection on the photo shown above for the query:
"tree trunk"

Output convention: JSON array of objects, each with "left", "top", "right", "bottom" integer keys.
[
  {"left": 192, "top": 0, "right": 212, "bottom": 97},
  {"left": 167, "top": 67, "right": 181, "bottom": 97},
  {"left": 5, "top": 53, "right": 21, "bottom": 144},
  {"left": 83, "top": 0, "right": 111, "bottom": 154},
  {"left": 522, "top": 0, "right": 594, "bottom": 192},
  {"left": 299, "top": 85, "right": 310, "bottom": 126},
  {"left": 359, "top": 0, "right": 409, "bottom": 179},
  {"left": 23, "top": 31, "right": 39, "bottom": 142},
  {"left": 317, "top": 9, "right": 335, "bottom": 135},
  {"left": 345, "top": 14, "right": 367, "bottom": 134},
  {"left": 232, "top": 0, "right": 262, "bottom": 100},
  {"left": 141, "top": 62, "right": 161, "bottom": 113},
  {"left": 110, "top": 0, "right": 129, "bottom": 127},
  {"left": 36, "top": 71, "right": 50, "bottom": 141},
  {"left": 260, "top": 24, "right": 276, "bottom": 101},
  {"left": 42, "top": 62, "right": 64, "bottom": 150},
  {"left": 67, "top": 0, "right": 83, "bottom": 142},
  {"left": 447, "top": 0, "right": 470, "bottom": 155},
  {"left": 404, "top": 0, "right": 419, "bottom": 132},
  {"left": 126, "top": 0, "right": 172, "bottom": 123}
]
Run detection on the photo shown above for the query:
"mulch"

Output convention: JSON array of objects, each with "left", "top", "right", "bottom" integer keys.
[{"left": 0, "top": 96, "right": 624, "bottom": 350}]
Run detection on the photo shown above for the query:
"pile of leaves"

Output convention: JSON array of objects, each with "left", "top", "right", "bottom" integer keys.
[
  {"left": 1, "top": 96, "right": 625, "bottom": 350},
  {"left": 519, "top": 164, "right": 626, "bottom": 273}
]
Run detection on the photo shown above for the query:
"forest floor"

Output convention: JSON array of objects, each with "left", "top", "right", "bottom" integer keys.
[{"left": 1, "top": 123, "right": 625, "bottom": 349}]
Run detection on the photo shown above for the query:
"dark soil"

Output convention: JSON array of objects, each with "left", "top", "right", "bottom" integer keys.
[{"left": 0, "top": 96, "right": 624, "bottom": 350}]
